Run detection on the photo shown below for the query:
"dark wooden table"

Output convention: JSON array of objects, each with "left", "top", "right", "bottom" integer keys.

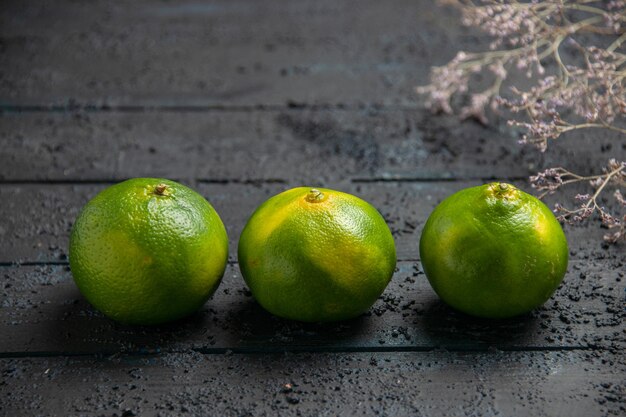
[{"left": 1, "top": 1, "right": 624, "bottom": 416}]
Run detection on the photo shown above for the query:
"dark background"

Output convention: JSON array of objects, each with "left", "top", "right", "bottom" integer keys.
[{"left": 1, "top": 1, "right": 624, "bottom": 416}]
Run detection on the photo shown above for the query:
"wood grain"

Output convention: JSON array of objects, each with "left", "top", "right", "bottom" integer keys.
[
  {"left": 1, "top": 1, "right": 624, "bottom": 415},
  {"left": 0, "top": 0, "right": 467, "bottom": 107},
  {"left": 1, "top": 351, "right": 624, "bottom": 417},
  {"left": 1, "top": 182, "right": 622, "bottom": 264},
  {"left": 2, "top": 259, "right": 623, "bottom": 355},
  {"left": 1, "top": 111, "right": 621, "bottom": 183}
]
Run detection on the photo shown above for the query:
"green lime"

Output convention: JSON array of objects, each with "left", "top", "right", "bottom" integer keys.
[
  {"left": 419, "top": 182, "right": 568, "bottom": 318},
  {"left": 238, "top": 187, "right": 397, "bottom": 322},
  {"left": 69, "top": 178, "right": 228, "bottom": 325}
]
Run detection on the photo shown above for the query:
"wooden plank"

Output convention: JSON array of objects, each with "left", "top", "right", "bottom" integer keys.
[
  {"left": 0, "top": 182, "right": 622, "bottom": 264},
  {"left": 0, "top": 0, "right": 471, "bottom": 107},
  {"left": 342, "top": 180, "right": 626, "bottom": 263},
  {"left": 348, "top": 180, "right": 624, "bottom": 263},
  {"left": 1, "top": 111, "right": 621, "bottom": 182},
  {"left": 0, "top": 184, "right": 105, "bottom": 264},
  {"left": 0, "top": 0, "right": 601, "bottom": 110},
  {"left": 0, "top": 182, "right": 281, "bottom": 264},
  {"left": 1, "top": 351, "right": 624, "bottom": 416},
  {"left": 1, "top": 258, "right": 623, "bottom": 355}
]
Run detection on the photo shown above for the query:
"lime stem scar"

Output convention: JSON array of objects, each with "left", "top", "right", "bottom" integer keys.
[
  {"left": 306, "top": 189, "right": 326, "bottom": 203},
  {"left": 154, "top": 184, "right": 169, "bottom": 196}
]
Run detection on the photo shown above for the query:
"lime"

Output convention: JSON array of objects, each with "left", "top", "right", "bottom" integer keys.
[
  {"left": 69, "top": 178, "right": 228, "bottom": 325},
  {"left": 419, "top": 182, "right": 568, "bottom": 319},
  {"left": 238, "top": 187, "right": 397, "bottom": 322}
]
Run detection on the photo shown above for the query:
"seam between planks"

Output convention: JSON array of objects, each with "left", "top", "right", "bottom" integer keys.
[
  {"left": 0, "top": 103, "right": 424, "bottom": 113},
  {"left": 0, "top": 177, "right": 529, "bottom": 186},
  {"left": 351, "top": 176, "right": 530, "bottom": 183},
  {"left": 0, "top": 345, "right": 612, "bottom": 360},
  {"left": 0, "top": 179, "right": 289, "bottom": 186},
  {"left": 0, "top": 260, "right": 423, "bottom": 267}
]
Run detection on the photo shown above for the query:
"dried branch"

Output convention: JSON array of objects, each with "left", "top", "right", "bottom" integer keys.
[
  {"left": 417, "top": 0, "right": 626, "bottom": 243},
  {"left": 531, "top": 159, "right": 625, "bottom": 242}
]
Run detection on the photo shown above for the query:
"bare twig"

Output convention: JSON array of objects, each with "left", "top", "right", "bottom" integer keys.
[{"left": 417, "top": 0, "right": 626, "bottom": 243}]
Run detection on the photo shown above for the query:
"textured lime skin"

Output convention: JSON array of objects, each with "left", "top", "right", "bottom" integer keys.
[
  {"left": 419, "top": 183, "right": 568, "bottom": 319},
  {"left": 238, "top": 187, "right": 397, "bottom": 322},
  {"left": 69, "top": 178, "right": 228, "bottom": 325}
]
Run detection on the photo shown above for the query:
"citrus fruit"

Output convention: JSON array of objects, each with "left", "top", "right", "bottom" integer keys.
[
  {"left": 69, "top": 178, "right": 228, "bottom": 325},
  {"left": 238, "top": 187, "right": 397, "bottom": 322},
  {"left": 419, "top": 182, "right": 568, "bottom": 319}
]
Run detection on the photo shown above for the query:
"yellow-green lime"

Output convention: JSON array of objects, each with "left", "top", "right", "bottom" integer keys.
[
  {"left": 419, "top": 182, "right": 568, "bottom": 319},
  {"left": 238, "top": 187, "right": 397, "bottom": 322},
  {"left": 69, "top": 178, "right": 228, "bottom": 325}
]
